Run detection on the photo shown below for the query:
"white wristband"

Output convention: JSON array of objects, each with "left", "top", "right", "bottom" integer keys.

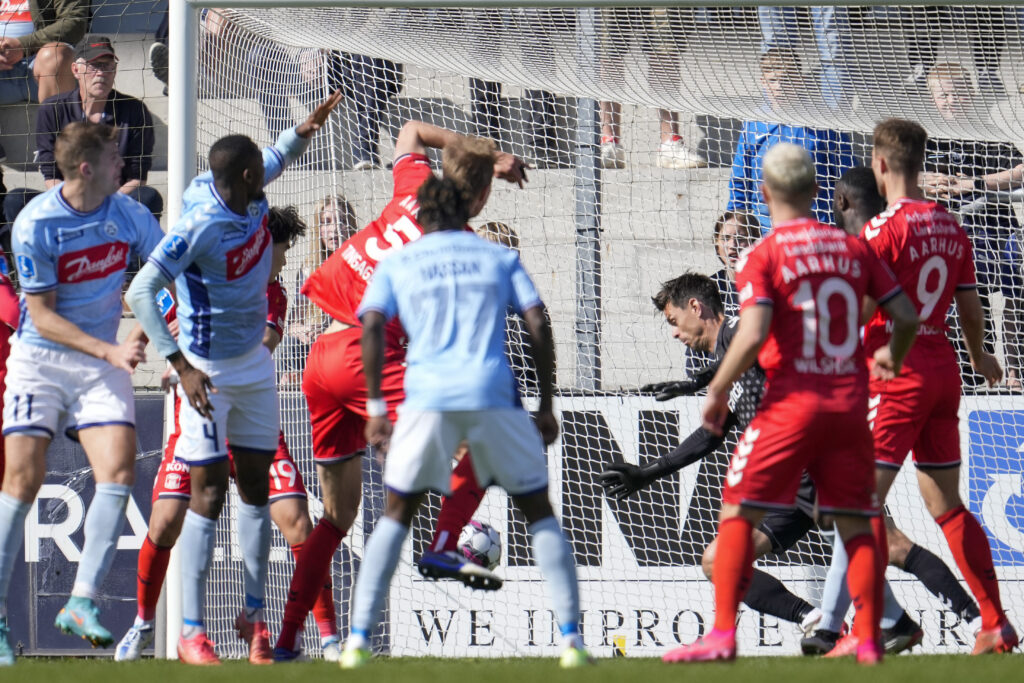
[{"left": 366, "top": 398, "right": 388, "bottom": 418}]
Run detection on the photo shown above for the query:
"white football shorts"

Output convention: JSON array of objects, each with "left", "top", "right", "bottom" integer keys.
[
  {"left": 384, "top": 408, "right": 549, "bottom": 496},
  {"left": 2, "top": 340, "right": 134, "bottom": 440},
  {"left": 173, "top": 344, "right": 279, "bottom": 465}
]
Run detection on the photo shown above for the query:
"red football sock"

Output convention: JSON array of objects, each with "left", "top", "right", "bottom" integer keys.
[
  {"left": 937, "top": 505, "right": 1004, "bottom": 629},
  {"left": 430, "top": 455, "right": 485, "bottom": 554},
  {"left": 845, "top": 533, "right": 880, "bottom": 644},
  {"left": 137, "top": 535, "right": 172, "bottom": 621},
  {"left": 712, "top": 517, "right": 754, "bottom": 633},
  {"left": 276, "top": 518, "right": 345, "bottom": 651},
  {"left": 290, "top": 543, "right": 338, "bottom": 639}
]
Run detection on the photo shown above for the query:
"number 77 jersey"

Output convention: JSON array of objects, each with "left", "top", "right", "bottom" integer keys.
[
  {"left": 736, "top": 217, "right": 903, "bottom": 411},
  {"left": 860, "top": 198, "right": 976, "bottom": 369}
]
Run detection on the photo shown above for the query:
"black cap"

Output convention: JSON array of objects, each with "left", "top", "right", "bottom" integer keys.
[{"left": 74, "top": 37, "right": 117, "bottom": 63}]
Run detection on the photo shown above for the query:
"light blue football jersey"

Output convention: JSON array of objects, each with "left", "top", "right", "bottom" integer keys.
[
  {"left": 357, "top": 230, "right": 544, "bottom": 411},
  {"left": 13, "top": 188, "right": 163, "bottom": 351},
  {"left": 147, "top": 129, "right": 304, "bottom": 360}
]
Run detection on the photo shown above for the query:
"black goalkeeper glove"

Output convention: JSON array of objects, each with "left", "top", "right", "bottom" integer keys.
[
  {"left": 639, "top": 362, "right": 720, "bottom": 401},
  {"left": 599, "top": 462, "right": 661, "bottom": 501}
]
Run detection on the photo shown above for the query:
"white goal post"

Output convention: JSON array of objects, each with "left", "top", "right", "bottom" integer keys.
[{"left": 165, "top": 0, "right": 1024, "bottom": 659}]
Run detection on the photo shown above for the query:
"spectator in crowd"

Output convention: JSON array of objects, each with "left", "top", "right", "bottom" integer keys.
[
  {"left": 279, "top": 194, "right": 357, "bottom": 383},
  {"left": 149, "top": 11, "right": 168, "bottom": 94},
  {"left": 299, "top": 49, "right": 403, "bottom": 170},
  {"left": 0, "top": 0, "right": 87, "bottom": 105},
  {"left": 3, "top": 38, "right": 162, "bottom": 229},
  {"left": 465, "top": 9, "right": 565, "bottom": 167},
  {"left": 684, "top": 210, "right": 760, "bottom": 374},
  {"left": 920, "top": 63, "right": 1024, "bottom": 386},
  {"left": 709, "top": 211, "right": 760, "bottom": 316},
  {"left": 598, "top": 8, "right": 707, "bottom": 170},
  {"left": 756, "top": 7, "right": 851, "bottom": 109},
  {"left": 727, "top": 47, "right": 854, "bottom": 233},
  {"left": 201, "top": 8, "right": 297, "bottom": 140},
  {"left": 469, "top": 80, "right": 561, "bottom": 167},
  {"left": 902, "top": 7, "right": 1010, "bottom": 95}
]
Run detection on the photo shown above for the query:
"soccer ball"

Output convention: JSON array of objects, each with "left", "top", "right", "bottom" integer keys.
[{"left": 458, "top": 520, "right": 501, "bottom": 570}]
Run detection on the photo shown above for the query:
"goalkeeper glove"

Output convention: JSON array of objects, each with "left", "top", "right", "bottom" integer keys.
[
  {"left": 599, "top": 462, "right": 662, "bottom": 500},
  {"left": 639, "top": 362, "right": 719, "bottom": 401}
]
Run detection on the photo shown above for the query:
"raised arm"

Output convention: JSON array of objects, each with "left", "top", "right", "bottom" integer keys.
[{"left": 394, "top": 120, "right": 528, "bottom": 188}]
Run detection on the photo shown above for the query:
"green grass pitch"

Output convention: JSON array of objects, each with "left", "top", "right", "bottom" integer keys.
[{"left": 5, "top": 655, "right": 1023, "bottom": 683}]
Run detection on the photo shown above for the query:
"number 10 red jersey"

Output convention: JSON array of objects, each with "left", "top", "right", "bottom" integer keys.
[{"left": 736, "top": 217, "right": 902, "bottom": 411}]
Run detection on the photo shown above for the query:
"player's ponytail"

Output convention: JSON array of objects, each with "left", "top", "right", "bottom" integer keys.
[{"left": 418, "top": 136, "right": 496, "bottom": 231}]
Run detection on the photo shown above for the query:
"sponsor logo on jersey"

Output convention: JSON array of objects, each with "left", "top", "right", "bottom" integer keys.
[
  {"left": 163, "top": 235, "right": 189, "bottom": 260},
  {"left": 104, "top": 221, "right": 118, "bottom": 237},
  {"left": 16, "top": 254, "right": 35, "bottom": 279},
  {"left": 226, "top": 226, "right": 270, "bottom": 280},
  {"left": 156, "top": 288, "right": 175, "bottom": 316},
  {"left": 967, "top": 410, "right": 1024, "bottom": 565},
  {"left": 58, "top": 242, "right": 129, "bottom": 283}
]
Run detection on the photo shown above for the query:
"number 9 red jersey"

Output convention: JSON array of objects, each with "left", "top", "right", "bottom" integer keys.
[
  {"left": 860, "top": 198, "right": 976, "bottom": 368},
  {"left": 736, "top": 217, "right": 902, "bottom": 411}
]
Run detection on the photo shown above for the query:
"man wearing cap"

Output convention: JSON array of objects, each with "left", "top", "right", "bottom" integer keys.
[
  {"left": 3, "top": 36, "right": 162, "bottom": 230},
  {"left": 0, "top": 0, "right": 88, "bottom": 105}
]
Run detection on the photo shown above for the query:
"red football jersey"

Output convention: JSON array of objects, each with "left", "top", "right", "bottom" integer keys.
[
  {"left": 860, "top": 198, "right": 975, "bottom": 367},
  {"left": 265, "top": 278, "right": 288, "bottom": 334},
  {"left": 301, "top": 153, "right": 433, "bottom": 349},
  {"left": 0, "top": 249, "right": 18, "bottom": 332},
  {"left": 736, "top": 217, "right": 902, "bottom": 411}
]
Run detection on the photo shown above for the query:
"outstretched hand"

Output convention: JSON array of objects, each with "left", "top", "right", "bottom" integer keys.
[
  {"left": 640, "top": 364, "right": 718, "bottom": 401},
  {"left": 599, "top": 462, "right": 654, "bottom": 501},
  {"left": 297, "top": 90, "right": 344, "bottom": 138}
]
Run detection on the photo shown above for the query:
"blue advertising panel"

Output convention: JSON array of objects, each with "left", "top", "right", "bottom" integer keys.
[
  {"left": 6, "top": 394, "right": 164, "bottom": 656},
  {"left": 967, "top": 410, "right": 1024, "bottom": 566}
]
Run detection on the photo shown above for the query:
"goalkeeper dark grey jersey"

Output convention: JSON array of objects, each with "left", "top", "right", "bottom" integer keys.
[{"left": 716, "top": 315, "right": 765, "bottom": 429}]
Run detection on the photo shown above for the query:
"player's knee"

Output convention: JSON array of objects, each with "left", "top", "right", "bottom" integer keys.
[
  {"left": 33, "top": 42, "right": 70, "bottom": 77},
  {"left": 322, "top": 496, "right": 359, "bottom": 532},
  {"left": 3, "top": 469, "right": 43, "bottom": 503},
  {"left": 701, "top": 542, "right": 716, "bottom": 579},
  {"left": 150, "top": 512, "right": 186, "bottom": 547},
  {"left": 886, "top": 529, "right": 913, "bottom": 567},
  {"left": 191, "top": 482, "right": 228, "bottom": 517},
  {"left": 272, "top": 501, "right": 313, "bottom": 545}
]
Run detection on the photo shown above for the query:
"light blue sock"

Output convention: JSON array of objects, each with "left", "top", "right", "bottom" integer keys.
[
  {"left": 72, "top": 483, "right": 130, "bottom": 599},
  {"left": 0, "top": 493, "right": 30, "bottom": 618},
  {"left": 350, "top": 516, "right": 407, "bottom": 638},
  {"left": 881, "top": 580, "right": 903, "bottom": 629},
  {"left": 237, "top": 501, "right": 271, "bottom": 622},
  {"left": 529, "top": 516, "right": 581, "bottom": 644},
  {"left": 818, "top": 529, "right": 852, "bottom": 633},
  {"left": 179, "top": 510, "right": 217, "bottom": 629}
]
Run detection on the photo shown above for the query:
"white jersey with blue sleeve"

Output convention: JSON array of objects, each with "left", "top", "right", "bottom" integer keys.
[
  {"left": 146, "top": 128, "right": 307, "bottom": 360},
  {"left": 12, "top": 188, "right": 163, "bottom": 352},
  {"left": 357, "top": 230, "right": 544, "bottom": 411}
]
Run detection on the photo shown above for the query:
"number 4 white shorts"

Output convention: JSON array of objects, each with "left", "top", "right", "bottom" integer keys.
[
  {"left": 2, "top": 340, "right": 134, "bottom": 440},
  {"left": 384, "top": 408, "right": 549, "bottom": 497},
  {"left": 173, "top": 344, "right": 280, "bottom": 465}
]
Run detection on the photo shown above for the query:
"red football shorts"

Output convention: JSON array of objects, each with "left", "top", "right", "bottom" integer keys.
[
  {"left": 153, "top": 395, "right": 305, "bottom": 502},
  {"left": 302, "top": 327, "right": 406, "bottom": 464},
  {"left": 722, "top": 393, "right": 878, "bottom": 516},
  {"left": 869, "top": 357, "right": 961, "bottom": 470}
]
